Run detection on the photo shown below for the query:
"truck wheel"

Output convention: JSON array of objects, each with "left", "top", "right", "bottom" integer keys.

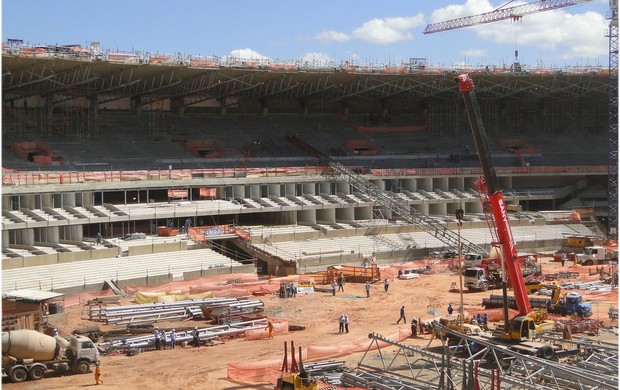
[
  {"left": 28, "top": 365, "right": 46, "bottom": 380},
  {"left": 73, "top": 360, "right": 90, "bottom": 374},
  {"left": 584, "top": 260, "right": 593, "bottom": 266},
  {"left": 480, "top": 282, "right": 489, "bottom": 292},
  {"left": 10, "top": 367, "right": 28, "bottom": 383}
]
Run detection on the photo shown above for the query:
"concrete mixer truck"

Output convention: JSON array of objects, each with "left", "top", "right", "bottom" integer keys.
[{"left": 2, "top": 329, "right": 100, "bottom": 383}]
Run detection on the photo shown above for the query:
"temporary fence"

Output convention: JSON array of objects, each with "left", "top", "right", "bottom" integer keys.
[{"left": 226, "top": 327, "right": 411, "bottom": 385}]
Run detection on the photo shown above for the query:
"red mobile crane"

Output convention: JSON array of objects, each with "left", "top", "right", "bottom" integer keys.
[{"left": 457, "top": 74, "right": 554, "bottom": 341}]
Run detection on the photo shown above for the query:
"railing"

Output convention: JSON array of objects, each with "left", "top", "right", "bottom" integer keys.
[
  {"left": 2, "top": 41, "right": 608, "bottom": 75},
  {"left": 1, "top": 165, "right": 608, "bottom": 188}
]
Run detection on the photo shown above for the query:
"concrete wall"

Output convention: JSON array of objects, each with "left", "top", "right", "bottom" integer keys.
[{"left": 127, "top": 241, "right": 188, "bottom": 256}]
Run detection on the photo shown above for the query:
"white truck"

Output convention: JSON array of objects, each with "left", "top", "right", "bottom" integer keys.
[
  {"left": 2, "top": 329, "right": 100, "bottom": 383},
  {"left": 576, "top": 246, "right": 619, "bottom": 266}
]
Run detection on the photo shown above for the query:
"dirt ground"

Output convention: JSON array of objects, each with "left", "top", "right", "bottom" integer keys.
[{"left": 6, "top": 257, "right": 618, "bottom": 390}]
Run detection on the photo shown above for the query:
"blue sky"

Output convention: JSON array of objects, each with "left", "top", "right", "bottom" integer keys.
[{"left": 2, "top": 0, "right": 611, "bottom": 69}]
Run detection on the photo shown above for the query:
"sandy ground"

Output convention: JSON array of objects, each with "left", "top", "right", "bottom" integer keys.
[{"left": 5, "top": 257, "right": 618, "bottom": 390}]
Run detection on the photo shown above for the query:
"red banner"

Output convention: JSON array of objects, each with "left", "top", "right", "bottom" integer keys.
[
  {"left": 167, "top": 189, "right": 188, "bottom": 198},
  {"left": 199, "top": 188, "right": 217, "bottom": 197}
]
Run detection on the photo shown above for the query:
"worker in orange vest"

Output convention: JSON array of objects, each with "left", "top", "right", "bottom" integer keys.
[{"left": 95, "top": 363, "right": 103, "bottom": 385}]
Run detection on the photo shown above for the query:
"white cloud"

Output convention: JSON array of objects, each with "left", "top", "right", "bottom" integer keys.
[
  {"left": 429, "top": 1, "right": 608, "bottom": 62},
  {"left": 315, "top": 30, "right": 350, "bottom": 42},
  {"left": 227, "top": 48, "right": 270, "bottom": 60},
  {"left": 352, "top": 15, "right": 425, "bottom": 44},
  {"left": 429, "top": 0, "right": 493, "bottom": 24}
]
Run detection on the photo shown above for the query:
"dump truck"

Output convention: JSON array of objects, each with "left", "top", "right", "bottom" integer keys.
[
  {"left": 576, "top": 246, "right": 618, "bottom": 266},
  {"left": 483, "top": 290, "right": 592, "bottom": 317},
  {"left": 2, "top": 329, "right": 100, "bottom": 383}
]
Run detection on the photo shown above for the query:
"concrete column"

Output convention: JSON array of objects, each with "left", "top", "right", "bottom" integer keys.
[
  {"left": 402, "top": 178, "right": 416, "bottom": 192},
  {"left": 232, "top": 185, "right": 245, "bottom": 198},
  {"left": 131, "top": 96, "right": 142, "bottom": 115},
  {"left": 2, "top": 195, "right": 12, "bottom": 210},
  {"left": 340, "top": 101, "right": 349, "bottom": 116},
  {"left": 466, "top": 199, "right": 483, "bottom": 214},
  {"left": 336, "top": 182, "right": 350, "bottom": 195},
  {"left": 302, "top": 183, "right": 315, "bottom": 195},
  {"left": 40, "top": 194, "right": 53, "bottom": 208},
  {"left": 297, "top": 209, "right": 316, "bottom": 224},
  {"left": 316, "top": 208, "right": 335, "bottom": 224},
  {"left": 318, "top": 182, "right": 331, "bottom": 195},
  {"left": 268, "top": 184, "right": 281, "bottom": 197},
  {"left": 2, "top": 230, "right": 9, "bottom": 249},
  {"left": 449, "top": 176, "right": 465, "bottom": 191},
  {"left": 171, "top": 97, "right": 185, "bottom": 116},
  {"left": 412, "top": 204, "right": 429, "bottom": 216},
  {"left": 21, "top": 195, "right": 36, "bottom": 209},
  {"left": 418, "top": 178, "right": 432, "bottom": 192},
  {"left": 260, "top": 99, "right": 269, "bottom": 116},
  {"left": 429, "top": 203, "right": 447, "bottom": 216},
  {"left": 354, "top": 206, "right": 372, "bottom": 220},
  {"left": 65, "top": 225, "right": 83, "bottom": 241},
  {"left": 299, "top": 99, "right": 308, "bottom": 116},
  {"left": 80, "top": 191, "right": 95, "bottom": 207},
  {"left": 336, "top": 207, "right": 355, "bottom": 222},
  {"left": 18, "top": 228, "right": 35, "bottom": 245},
  {"left": 284, "top": 183, "right": 296, "bottom": 196},
  {"left": 62, "top": 193, "right": 77, "bottom": 207},
  {"left": 250, "top": 185, "right": 260, "bottom": 198},
  {"left": 434, "top": 177, "right": 449, "bottom": 192}
]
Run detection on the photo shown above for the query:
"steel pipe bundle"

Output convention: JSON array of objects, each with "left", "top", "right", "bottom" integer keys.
[{"left": 98, "top": 319, "right": 269, "bottom": 350}]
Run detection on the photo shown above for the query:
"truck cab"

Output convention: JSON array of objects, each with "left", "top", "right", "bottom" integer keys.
[
  {"left": 463, "top": 267, "right": 501, "bottom": 291},
  {"left": 563, "top": 292, "right": 592, "bottom": 317},
  {"left": 463, "top": 253, "right": 484, "bottom": 267},
  {"left": 67, "top": 335, "right": 99, "bottom": 373},
  {"left": 577, "top": 246, "right": 618, "bottom": 265}
]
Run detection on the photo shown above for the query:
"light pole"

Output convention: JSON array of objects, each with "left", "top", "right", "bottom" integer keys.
[{"left": 456, "top": 208, "right": 464, "bottom": 325}]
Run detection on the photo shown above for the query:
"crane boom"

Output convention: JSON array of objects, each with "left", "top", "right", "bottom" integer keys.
[
  {"left": 456, "top": 74, "right": 532, "bottom": 316},
  {"left": 423, "top": 0, "right": 594, "bottom": 34}
]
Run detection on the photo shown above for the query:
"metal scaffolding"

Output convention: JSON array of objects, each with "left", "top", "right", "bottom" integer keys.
[{"left": 354, "top": 328, "right": 618, "bottom": 390}]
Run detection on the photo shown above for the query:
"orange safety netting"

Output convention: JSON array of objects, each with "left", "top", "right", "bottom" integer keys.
[
  {"left": 227, "top": 328, "right": 411, "bottom": 385},
  {"left": 123, "top": 274, "right": 315, "bottom": 298}
]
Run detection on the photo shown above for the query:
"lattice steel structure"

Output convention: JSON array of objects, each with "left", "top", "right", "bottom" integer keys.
[{"left": 607, "top": 1, "right": 618, "bottom": 238}]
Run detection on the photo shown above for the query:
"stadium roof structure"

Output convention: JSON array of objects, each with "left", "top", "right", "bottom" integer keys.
[{"left": 2, "top": 55, "right": 609, "bottom": 113}]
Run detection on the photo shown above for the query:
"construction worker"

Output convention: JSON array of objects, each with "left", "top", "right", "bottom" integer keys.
[
  {"left": 161, "top": 331, "right": 166, "bottom": 350},
  {"left": 170, "top": 329, "right": 177, "bottom": 349},
  {"left": 331, "top": 279, "right": 337, "bottom": 296},
  {"left": 339, "top": 314, "right": 345, "bottom": 333},
  {"left": 265, "top": 321, "right": 274, "bottom": 338},
  {"left": 384, "top": 277, "right": 390, "bottom": 292},
  {"left": 447, "top": 304, "right": 453, "bottom": 315},
  {"left": 192, "top": 327, "right": 200, "bottom": 347},
  {"left": 344, "top": 314, "right": 349, "bottom": 333},
  {"left": 94, "top": 362, "right": 103, "bottom": 385},
  {"left": 153, "top": 327, "right": 161, "bottom": 350},
  {"left": 337, "top": 272, "right": 344, "bottom": 292},
  {"left": 52, "top": 328, "right": 59, "bottom": 337},
  {"left": 397, "top": 305, "right": 406, "bottom": 324},
  {"left": 411, "top": 318, "right": 418, "bottom": 337},
  {"left": 365, "top": 281, "right": 371, "bottom": 298}
]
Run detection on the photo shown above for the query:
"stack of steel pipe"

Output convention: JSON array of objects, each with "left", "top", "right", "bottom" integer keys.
[
  {"left": 98, "top": 319, "right": 269, "bottom": 351},
  {"left": 205, "top": 300, "right": 265, "bottom": 324},
  {"left": 89, "top": 297, "right": 262, "bottom": 325}
]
